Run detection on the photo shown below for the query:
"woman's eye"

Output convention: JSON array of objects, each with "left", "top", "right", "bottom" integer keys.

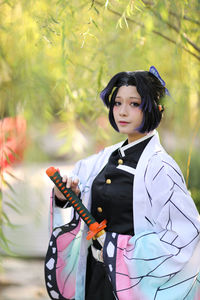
[
  {"left": 130, "top": 102, "right": 140, "bottom": 107},
  {"left": 114, "top": 101, "right": 121, "bottom": 106}
]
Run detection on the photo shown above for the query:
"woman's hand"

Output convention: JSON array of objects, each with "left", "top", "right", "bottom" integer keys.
[{"left": 54, "top": 175, "right": 80, "bottom": 200}]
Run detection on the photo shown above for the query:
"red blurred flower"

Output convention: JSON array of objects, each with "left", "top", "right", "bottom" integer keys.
[{"left": 0, "top": 116, "right": 27, "bottom": 170}]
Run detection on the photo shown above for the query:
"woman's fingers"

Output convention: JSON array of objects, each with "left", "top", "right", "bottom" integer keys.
[
  {"left": 67, "top": 178, "right": 80, "bottom": 195},
  {"left": 71, "top": 178, "right": 79, "bottom": 187},
  {"left": 54, "top": 186, "right": 66, "bottom": 200},
  {"left": 62, "top": 175, "right": 68, "bottom": 183},
  {"left": 66, "top": 177, "right": 72, "bottom": 188},
  {"left": 74, "top": 186, "right": 80, "bottom": 196},
  {"left": 55, "top": 175, "right": 80, "bottom": 197}
]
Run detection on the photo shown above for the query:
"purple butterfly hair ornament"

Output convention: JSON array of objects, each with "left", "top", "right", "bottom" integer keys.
[{"left": 149, "top": 66, "right": 170, "bottom": 96}]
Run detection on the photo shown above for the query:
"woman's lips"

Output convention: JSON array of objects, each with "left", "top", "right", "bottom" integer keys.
[{"left": 119, "top": 121, "right": 129, "bottom": 125}]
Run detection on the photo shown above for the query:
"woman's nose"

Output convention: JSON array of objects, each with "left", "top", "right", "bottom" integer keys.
[{"left": 119, "top": 104, "right": 128, "bottom": 115}]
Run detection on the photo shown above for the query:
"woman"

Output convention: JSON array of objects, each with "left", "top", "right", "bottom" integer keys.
[{"left": 45, "top": 67, "right": 200, "bottom": 300}]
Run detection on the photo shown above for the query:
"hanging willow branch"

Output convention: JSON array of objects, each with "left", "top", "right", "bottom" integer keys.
[
  {"left": 94, "top": 1, "right": 200, "bottom": 62},
  {"left": 141, "top": 1, "right": 200, "bottom": 26},
  {"left": 143, "top": 8, "right": 200, "bottom": 54}
]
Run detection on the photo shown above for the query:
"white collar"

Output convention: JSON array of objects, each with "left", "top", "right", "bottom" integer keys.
[{"left": 119, "top": 130, "right": 156, "bottom": 157}]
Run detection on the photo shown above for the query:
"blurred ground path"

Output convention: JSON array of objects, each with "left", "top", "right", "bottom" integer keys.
[
  {"left": 2, "top": 162, "right": 74, "bottom": 256},
  {"left": 1, "top": 162, "right": 75, "bottom": 299},
  {"left": 0, "top": 257, "right": 49, "bottom": 300}
]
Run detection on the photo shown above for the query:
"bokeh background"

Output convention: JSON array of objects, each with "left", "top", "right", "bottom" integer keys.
[{"left": 0, "top": 1, "right": 200, "bottom": 299}]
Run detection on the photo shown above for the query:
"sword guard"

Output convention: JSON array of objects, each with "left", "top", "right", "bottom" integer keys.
[{"left": 86, "top": 219, "right": 107, "bottom": 240}]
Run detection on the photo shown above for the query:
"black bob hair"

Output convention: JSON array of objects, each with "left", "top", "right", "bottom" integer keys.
[{"left": 100, "top": 71, "right": 166, "bottom": 133}]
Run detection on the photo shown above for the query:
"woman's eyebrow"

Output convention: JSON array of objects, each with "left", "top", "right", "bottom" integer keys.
[
  {"left": 115, "top": 96, "right": 141, "bottom": 100},
  {"left": 129, "top": 96, "right": 141, "bottom": 100}
]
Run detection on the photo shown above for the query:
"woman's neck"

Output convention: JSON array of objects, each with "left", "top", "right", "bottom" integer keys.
[{"left": 127, "top": 132, "right": 147, "bottom": 144}]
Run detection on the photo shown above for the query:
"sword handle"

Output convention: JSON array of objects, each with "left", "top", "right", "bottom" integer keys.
[{"left": 46, "top": 167, "right": 107, "bottom": 240}]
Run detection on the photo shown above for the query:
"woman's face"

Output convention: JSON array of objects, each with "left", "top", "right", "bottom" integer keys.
[{"left": 113, "top": 85, "right": 146, "bottom": 142}]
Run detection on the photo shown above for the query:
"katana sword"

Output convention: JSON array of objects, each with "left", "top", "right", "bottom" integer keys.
[{"left": 46, "top": 167, "right": 107, "bottom": 240}]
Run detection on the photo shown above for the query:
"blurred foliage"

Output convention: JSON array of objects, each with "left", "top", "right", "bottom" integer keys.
[
  {"left": 0, "top": 0, "right": 200, "bottom": 253},
  {"left": 0, "top": 0, "right": 199, "bottom": 144}
]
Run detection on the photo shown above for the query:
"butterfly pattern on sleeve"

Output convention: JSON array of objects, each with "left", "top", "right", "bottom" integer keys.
[{"left": 103, "top": 151, "right": 200, "bottom": 300}]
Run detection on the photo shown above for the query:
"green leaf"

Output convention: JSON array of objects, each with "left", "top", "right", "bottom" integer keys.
[
  {"left": 116, "top": 17, "right": 123, "bottom": 29},
  {"left": 2, "top": 212, "right": 15, "bottom": 227},
  {"left": 0, "top": 227, "right": 9, "bottom": 246},
  {"left": 6, "top": 146, "right": 21, "bottom": 160},
  {"left": 92, "top": 19, "right": 99, "bottom": 30},
  {"left": 3, "top": 192, "right": 21, "bottom": 209},
  {"left": 93, "top": 6, "right": 100, "bottom": 15},
  {"left": 3, "top": 150, "right": 11, "bottom": 165},
  {"left": 50, "top": 15, "right": 60, "bottom": 24},
  {"left": 123, "top": 13, "right": 129, "bottom": 28},
  {"left": 105, "top": 0, "right": 109, "bottom": 9},
  {"left": 2, "top": 178, "right": 16, "bottom": 194},
  {"left": 0, "top": 239, "right": 16, "bottom": 256},
  {"left": 5, "top": 170, "right": 21, "bottom": 181},
  {"left": 4, "top": 201, "right": 21, "bottom": 214}
]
